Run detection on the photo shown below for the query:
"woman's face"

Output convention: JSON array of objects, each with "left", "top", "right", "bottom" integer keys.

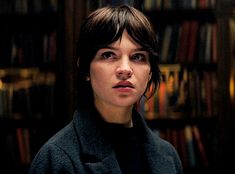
[{"left": 90, "top": 30, "right": 151, "bottom": 109}]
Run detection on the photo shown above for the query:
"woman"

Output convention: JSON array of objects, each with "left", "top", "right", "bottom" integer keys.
[{"left": 29, "top": 5, "right": 183, "bottom": 174}]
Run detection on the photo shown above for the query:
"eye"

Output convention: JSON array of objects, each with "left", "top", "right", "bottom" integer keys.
[
  {"left": 131, "top": 53, "right": 149, "bottom": 63},
  {"left": 101, "top": 51, "right": 116, "bottom": 60}
]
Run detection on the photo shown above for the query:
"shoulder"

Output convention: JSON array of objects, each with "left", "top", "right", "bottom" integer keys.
[
  {"left": 147, "top": 129, "right": 183, "bottom": 173},
  {"left": 29, "top": 112, "right": 84, "bottom": 173},
  {"left": 151, "top": 130, "right": 179, "bottom": 157},
  {"left": 29, "top": 140, "right": 78, "bottom": 173}
]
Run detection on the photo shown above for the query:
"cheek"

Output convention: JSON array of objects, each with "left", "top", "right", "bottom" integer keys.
[
  {"left": 142, "top": 73, "right": 151, "bottom": 89},
  {"left": 136, "top": 68, "right": 151, "bottom": 92},
  {"left": 141, "top": 67, "right": 151, "bottom": 82},
  {"left": 90, "top": 63, "right": 110, "bottom": 92},
  {"left": 90, "top": 68, "right": 101, "bottom": 82}
]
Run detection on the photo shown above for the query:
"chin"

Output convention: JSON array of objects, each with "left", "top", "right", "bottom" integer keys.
[
  {"left": 112, "top": 101, "right": 136, "bottom": 108},
  {"left": 110, "top": 96, "right": 140, "bottom": 107}
]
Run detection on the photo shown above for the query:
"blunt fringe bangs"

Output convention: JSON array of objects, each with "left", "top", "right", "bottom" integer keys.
[{"left": 76, "top": 5, "right": 161, "bottom": 111}]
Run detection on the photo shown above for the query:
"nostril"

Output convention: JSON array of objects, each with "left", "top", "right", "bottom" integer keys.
[{"left": 116, "top": 70, "right": 133, "bottom": 79}]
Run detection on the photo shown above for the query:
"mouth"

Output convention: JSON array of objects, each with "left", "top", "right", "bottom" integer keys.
[
  {"left": 113, "top": 81, "right": 134, "bottom": 89},
  {"left": 113, "top": 85, "right": 134, "bottom": 88}
]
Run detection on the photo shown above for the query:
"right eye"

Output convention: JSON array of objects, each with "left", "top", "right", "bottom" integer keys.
[{"left": 101, "top": 51, "right": 116, "bottom": 60}]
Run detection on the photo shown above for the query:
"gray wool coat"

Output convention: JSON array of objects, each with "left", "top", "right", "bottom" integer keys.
[{"left": 29, "top": 108, "right": 183, "bottom": 174}]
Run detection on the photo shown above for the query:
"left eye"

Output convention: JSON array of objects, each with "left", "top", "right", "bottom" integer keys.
[{"left": 131, "top": 53, "right": 148, "bottom": 62}]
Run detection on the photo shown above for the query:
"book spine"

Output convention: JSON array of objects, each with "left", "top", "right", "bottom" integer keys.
[{"left": 184, "top": 125, "right": 196, "bottom": 167}]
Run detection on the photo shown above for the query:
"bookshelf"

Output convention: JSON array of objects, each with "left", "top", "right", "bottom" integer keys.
[
  {"left": 141, "top": 0, "right": 234, "bottom": 173},
  {"left": 140, "top": 0, "right": 227, "bottom": 173},
  {"left": 0, "top": 1, "right": 65, "bottom": 173}
]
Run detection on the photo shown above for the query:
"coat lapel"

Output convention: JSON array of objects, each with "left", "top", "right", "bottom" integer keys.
[
  {"left": 73, "top": 110, "right": 122, "bottom": 174},
  {"left": 134, "top": 109, "right": 177, "bottom": 174}
]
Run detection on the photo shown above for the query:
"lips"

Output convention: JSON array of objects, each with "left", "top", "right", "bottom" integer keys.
[{"left": 113, "top": 81, "right": 134, "bottom": 88}]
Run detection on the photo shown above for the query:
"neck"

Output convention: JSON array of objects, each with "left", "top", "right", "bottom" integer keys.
[{"left": 94, "top": 101, "right": 133, "bottom": 128}]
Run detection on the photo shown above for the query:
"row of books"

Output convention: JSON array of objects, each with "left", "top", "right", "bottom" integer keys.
[
  {"left": 0, "top": 0, "right": 58, "bottom": 14},
  {"left": 16, "top": 128, "right": 31, "bottom": 165},
  {"left": 143, "top": 0, "right": 216, "bottom": 10},
  {"left": 138, "top": 65, "right": 218, "bottom": 119},
  {"left": 158, "top": 21, "right": 217, "bottom": 64},
  {"left": 0, "top": 70, "right": 56, "bottom": 119},
  {"left": 153, "top": 125, "right": 210, "bottom": 168},
  {"left": 0, "top": 128, "right": 31, "bottom": 167},
  {"left": 0, "top": 31, "right": 57, "bottom": 67}
]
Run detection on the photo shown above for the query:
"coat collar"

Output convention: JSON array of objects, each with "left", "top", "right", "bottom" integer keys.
[{"left": 72, "top": 106, "right": 172, "bottom": 174}]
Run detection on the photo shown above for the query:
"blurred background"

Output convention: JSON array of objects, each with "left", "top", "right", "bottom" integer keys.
[{"left": 0, "top": 0, "right": 234, "bottom": 173}]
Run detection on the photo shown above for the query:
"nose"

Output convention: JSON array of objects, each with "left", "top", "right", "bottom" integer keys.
[{"left": 116, "top": 58, "right": 133, "bottom": 80}]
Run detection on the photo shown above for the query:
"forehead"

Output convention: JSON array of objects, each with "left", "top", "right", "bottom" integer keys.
[{"left": 109, "top": 30, "right": 142, "bottom": 48}]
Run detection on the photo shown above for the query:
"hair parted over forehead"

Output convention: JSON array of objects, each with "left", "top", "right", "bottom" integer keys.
[{"left": 76, "top": 5, "right": 161, "bottom": 111}]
